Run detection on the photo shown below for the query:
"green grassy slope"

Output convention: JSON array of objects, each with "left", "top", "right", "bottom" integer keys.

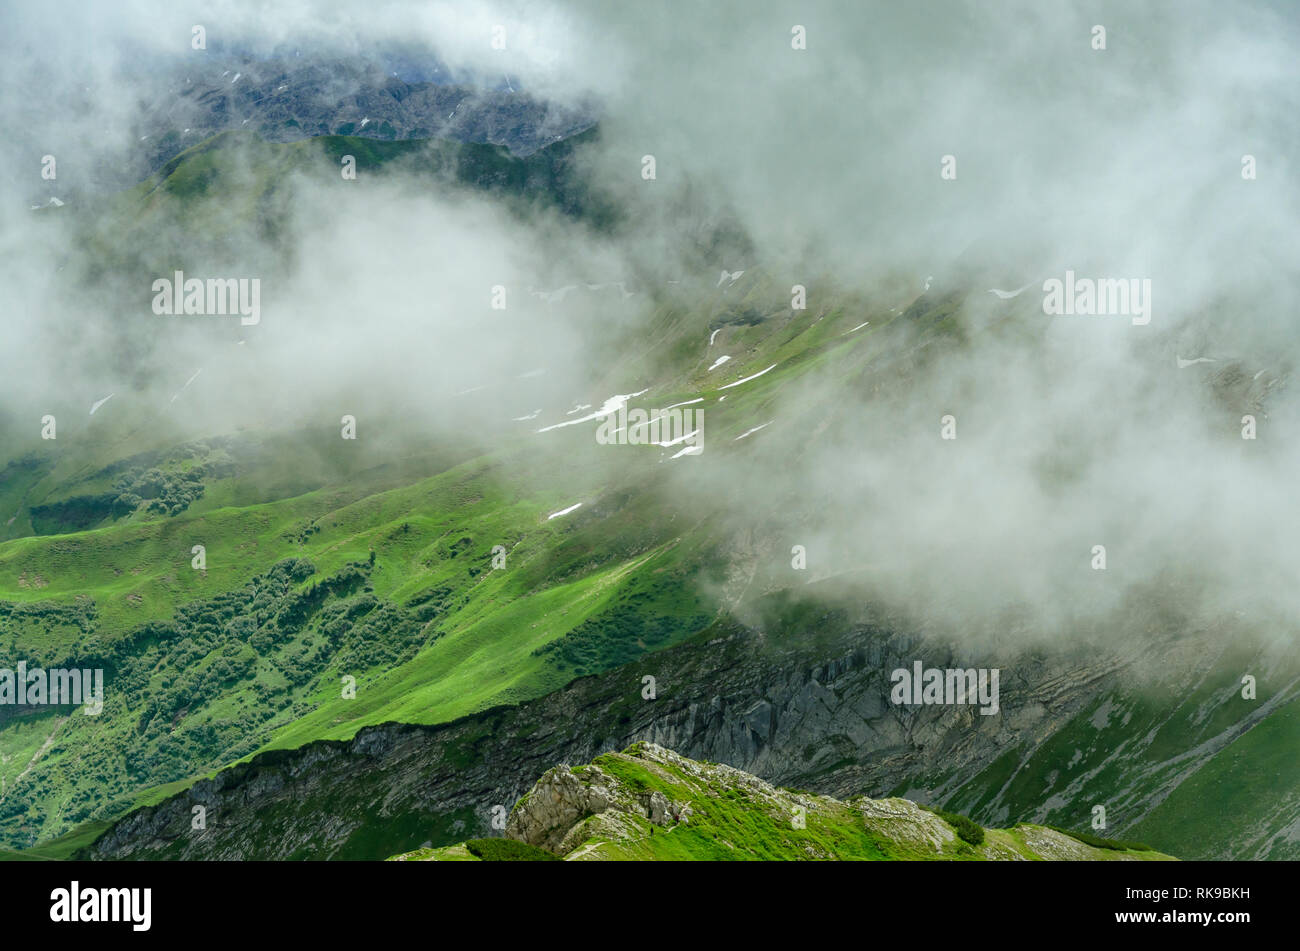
[
  {"left": 923, "top": 644, "right": 1300, "bottom": 860},
  {"left": 1127, "top": 693, "right": 1300, "bottom": 860}
]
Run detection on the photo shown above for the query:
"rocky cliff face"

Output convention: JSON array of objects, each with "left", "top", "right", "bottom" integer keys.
[
  {"left": 140, "top": 56, "right": 595, "bottom": 163},
  {"left": 85, "top": 608, "right": 1290, "bottom": 861},
  {"left": 27, "top": 53, "right": 597, "bottom": 203}
]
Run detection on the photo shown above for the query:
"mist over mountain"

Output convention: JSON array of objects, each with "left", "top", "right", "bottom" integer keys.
[
  {"left": 0, "top": 0, "right": 1296, "bottom": 876},
  {"left": 7, "top": 0, "right": 1297, "bottom": 648}
]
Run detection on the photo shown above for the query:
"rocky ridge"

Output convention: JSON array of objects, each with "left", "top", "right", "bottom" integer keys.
[{"left": 390, "top": 743, "right": 1174, "bottom": 861}]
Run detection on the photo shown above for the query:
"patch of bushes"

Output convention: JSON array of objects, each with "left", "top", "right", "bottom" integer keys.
[
  {"left": 30, "top": 494, "right": 119, "bottom": 533},
  {"left": 921, "top": 804, "right": 985, "bottom": 846},
  {"left": 0, "top": 555, "right": 440, "bottom": 849},
  {"left": 1047, "top": 825, "right": 1152, "bottom": 852},
  {"left": 533, "top": 606, "right": 708, "bottom": 676},
  {"left": 463, "top": 838, "right": 559, "bottom": 862},
  {"left": 112, "top": 465, "right": 207, "bottom": 516}
]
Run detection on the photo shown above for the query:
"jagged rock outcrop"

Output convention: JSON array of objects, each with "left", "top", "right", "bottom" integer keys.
[
  {"left": 390, "top": 743, "right": 1173, "bottom": 861},
  {"left": 505, "top": 760, "right": 690, "bottom": 857}
]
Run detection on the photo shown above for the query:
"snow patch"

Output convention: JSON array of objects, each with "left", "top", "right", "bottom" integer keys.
[
  {"left": 718, "top": 364, "right": 777, "bottom": 390},
  {"left": 735, "top": 421, "right": 773, "bottom": 441},
  {"left": 170, "top": 369, "right": 203, "bottom": 403},
  {"left": 661, "top": 398, "right": 704, "bottom": 411},
  {"left": 708, "top": 355, "right": 731, "bottom": 371},
  {"left": 537, "top": 389, "right": 649, "bottom": 433},
  {"left": 654, "top": 429, "right": 700, "bottom": 448},
  {"left": 547, "top": 502, "right": 582, "bottom": 520}
]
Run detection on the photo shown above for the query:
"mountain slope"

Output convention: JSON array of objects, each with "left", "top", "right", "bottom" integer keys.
[
  {"left": 70, "top": 590, "right": 1296, "bottom": 862},
  {"left": 5, "top": 125, "right": 1294, "bottom": 862},
  {"left": 390, "top": 743, "right": 1172, "bottom": 861}
]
